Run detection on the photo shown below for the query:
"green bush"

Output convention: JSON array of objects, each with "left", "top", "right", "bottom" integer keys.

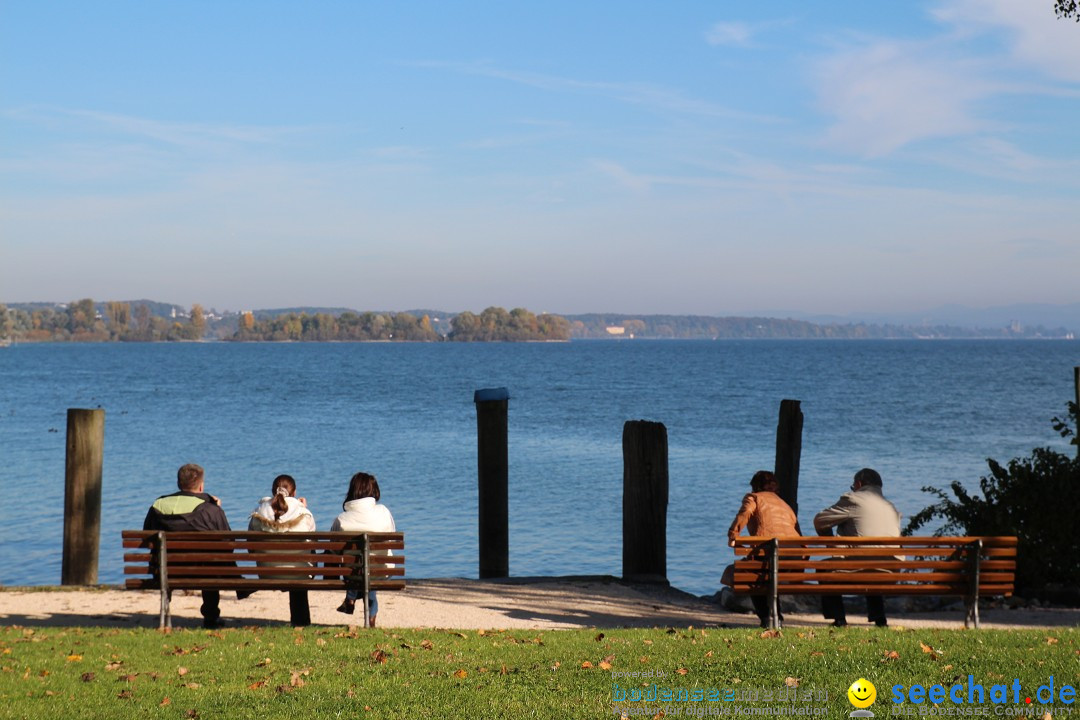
[{"left": 905, "top": 402, "right": 1080, "bottom": 595}]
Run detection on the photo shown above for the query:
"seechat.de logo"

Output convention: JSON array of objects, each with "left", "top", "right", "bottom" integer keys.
[{"left": 848, "top": 678, "right": 877, "bottom": 718}]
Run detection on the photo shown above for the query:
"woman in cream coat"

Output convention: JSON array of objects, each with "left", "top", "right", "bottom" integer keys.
[{"left": 248, "top": 474, "right": 316, "bottom": 626}]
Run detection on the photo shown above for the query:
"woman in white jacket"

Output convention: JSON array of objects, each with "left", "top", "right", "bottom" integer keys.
[
  {"left": 248, "top": 474, "right": 316, "bottom": 626},
  {"left": 331, "top": 471, "right": 395, "bottom": 626}
]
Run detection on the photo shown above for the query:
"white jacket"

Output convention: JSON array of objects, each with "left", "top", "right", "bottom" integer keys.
[
  {"left": 332, "top": 497, "right": 396, "bottom": 565},
  {"left": 331, "top": 497, "right": 395, "bottom": 533},
  {"left": 248, "top": 496, "right": 316, "bottom": 577}
]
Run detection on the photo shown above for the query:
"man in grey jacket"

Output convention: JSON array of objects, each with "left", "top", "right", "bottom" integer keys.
[{"left": 813, "top": 468, "right": 901, "bottom": 627}]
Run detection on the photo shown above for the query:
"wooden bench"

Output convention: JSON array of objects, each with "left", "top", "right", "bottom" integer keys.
[
  {"left": 122, "top": 530, "right": 405, "bottom": 629},
  {"left": 728, "top": 536, "right": 1016, "bottom": 629}
]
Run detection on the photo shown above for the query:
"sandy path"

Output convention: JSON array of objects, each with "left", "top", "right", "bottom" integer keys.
[{"left": 1, "top": 578, "right": 1076, "bottom": 630}]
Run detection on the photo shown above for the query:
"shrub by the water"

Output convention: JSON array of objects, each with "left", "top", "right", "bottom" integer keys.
[{"left": 906, "top": 401, "right": 1080, "bottom": 596}]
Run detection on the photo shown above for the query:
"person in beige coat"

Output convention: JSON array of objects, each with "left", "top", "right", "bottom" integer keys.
[
  {"left": 727, "top": 470, "right": 801, "bottom": 627},
  {"left": 813, "top": 468, "right": 901, "bottom": 627}
]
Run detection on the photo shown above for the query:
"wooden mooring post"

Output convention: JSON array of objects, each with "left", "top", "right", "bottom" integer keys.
[
  {"left": 622, "top": 420, "right": 668, "bottom": 584},
  {"left": 62, "top": 408, "right": 105, "bottom": 585},
  {"left": 774, "top": 399, "right": 803, "bottom": 516},
  {"left": 474, "top": 388, "right": 509, "bottom": 579},
  {"left": 1074, "top": 366, "right": 1079, "bottom": 458}
]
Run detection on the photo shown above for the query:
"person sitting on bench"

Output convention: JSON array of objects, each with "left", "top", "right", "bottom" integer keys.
[
  {"left": 813, "top": 468, "right": 901, "bottom": 627},
  {"left": 143, "top": 463, "right": 232, "bottom": 629},
  {"left": 727, "top": 470, "right": 801, "bottom": 627}
]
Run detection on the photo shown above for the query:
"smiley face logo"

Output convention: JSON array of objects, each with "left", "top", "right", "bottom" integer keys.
[{"left": 847, "top": 678, "right": 877, "bottom": 708}]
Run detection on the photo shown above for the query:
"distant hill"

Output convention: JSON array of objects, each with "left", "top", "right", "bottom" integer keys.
[{"left": 763, "top": 303, "right": 1080, "bottom": 335}]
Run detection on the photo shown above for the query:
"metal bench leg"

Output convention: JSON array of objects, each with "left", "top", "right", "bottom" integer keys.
[
  {"left": 768, "top": 539, "right": 780, "bottom": 630},
  {"left": 964, "top": 539, "right": 982, "bottom": 630},
  {"left": 157, "top": 532, "right": 171, "bottom": 631},
  {"left": 362, "top": 534, "right": 371, "bottom": 629}
]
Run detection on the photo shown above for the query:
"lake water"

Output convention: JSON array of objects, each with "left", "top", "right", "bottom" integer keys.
[{"left": 1, "top": 340, "right": 1076, "bottom": 596}]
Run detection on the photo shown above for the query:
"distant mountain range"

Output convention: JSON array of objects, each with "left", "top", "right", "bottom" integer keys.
[{"left": 763, "top": 303, "right": 1080, "bottom": 334}]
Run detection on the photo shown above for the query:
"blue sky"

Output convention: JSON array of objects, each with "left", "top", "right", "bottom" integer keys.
[{"left": 2, "top": 1, "right": 1078, "bottom": 315}]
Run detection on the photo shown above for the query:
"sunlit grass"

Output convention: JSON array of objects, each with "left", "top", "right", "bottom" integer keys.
[{"left": 1, "top": 625, "right": 1076, "bottom": 719}]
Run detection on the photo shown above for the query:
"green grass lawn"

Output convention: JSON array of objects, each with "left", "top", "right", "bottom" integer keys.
[{"left": 1, "top": 624, "right": 1076, "bottom": 719}]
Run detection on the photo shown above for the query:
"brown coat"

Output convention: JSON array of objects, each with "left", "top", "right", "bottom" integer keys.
[{"left": 727, "top": 491, "right": 801, "bottom": 543}]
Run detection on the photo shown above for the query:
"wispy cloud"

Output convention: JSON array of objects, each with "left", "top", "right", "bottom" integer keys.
[
  {"left": 5, "top": 105, "right": 307, "bottom": 151},
  {"left": 812, "top": 1, "right": 1080, "bottom": 158},
  {"left": 933, "top": 0, "right": 1080, "bottom": 83},
  {"left": 814, "top": 40, "right": 991, "bottom": 157},
  {"left": 410, "top": 61, "right": 783, "bottom": 123},
  {"left": 705, "top": 22, "right": 754, "bottom": 47}
]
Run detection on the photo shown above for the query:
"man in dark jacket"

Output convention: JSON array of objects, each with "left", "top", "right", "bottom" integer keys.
[{"left": 144, "top": 463, "right": 231, "bottom": 628}]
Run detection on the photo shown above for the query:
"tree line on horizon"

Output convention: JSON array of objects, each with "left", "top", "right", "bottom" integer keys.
[
  {"left": 1, "top": 299, "right": 1073, "bottom": 343},
  {"left": 0, "top": 300, "right": 572, "bottom": 343}
]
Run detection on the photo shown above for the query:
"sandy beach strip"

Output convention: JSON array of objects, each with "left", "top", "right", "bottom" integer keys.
[{"left": 1, "top": 578, "right": 1077, "bottom": 631}]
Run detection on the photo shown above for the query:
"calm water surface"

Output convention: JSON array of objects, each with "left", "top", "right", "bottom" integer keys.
[{"left": 1, "top": 340, "right": 1076, "bottom": 596}]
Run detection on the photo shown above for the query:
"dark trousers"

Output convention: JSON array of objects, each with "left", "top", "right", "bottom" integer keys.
[
  {"left": 751, "top": 595, "right": 783, "bottom": 627},
  {"left": 822, "top": 595, "right": 886, "bottom": 625},
  {"left": 289, "top": 590, "right": 311, "bottom": 627},
  {"left": 200, "top": 591, "right": 220, "bottom": 624}
]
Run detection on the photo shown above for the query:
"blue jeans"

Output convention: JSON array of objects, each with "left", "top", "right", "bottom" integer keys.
[{"left": 345, "top": 588, "right": 378, "bottom": 617}]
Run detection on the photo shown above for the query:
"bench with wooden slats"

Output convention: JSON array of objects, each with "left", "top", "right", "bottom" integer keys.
[
  {"left": 728, "top": 536, "right": 1016, "bottom": 629},
  {"left": 122, "top": 530, "right": 405, "bottom": 629}
]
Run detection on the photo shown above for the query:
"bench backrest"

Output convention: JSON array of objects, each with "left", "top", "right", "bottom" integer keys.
[
  {"left": 730, "top": 536, "right": 1016, "bottom": 597},
  {"left": 122, "top": 530, "right": 405, "bottom": 592}
]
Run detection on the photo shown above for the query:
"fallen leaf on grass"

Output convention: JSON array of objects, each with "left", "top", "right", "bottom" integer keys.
[
  {"left": 182, "top": 683, "right": 201, "bottom": 689},
  {"left": 290, "top": 670, "right": 310, "bottom": 688},
  {"left": 420, "top": 639, "right": 434, "bottom": 650},
  {"left": 595, "top": 633, "right": 605, "bottom": 642},
  {"left": 550, "top": 661, "right": 560, "bottom": 671},
  {"left": 810, "top": 652, "right": 824, "bottom": 658},
  {"left": 919, "top": 642, "right": 941, "bottom": 661},
  {"left": 760, "top": 630, "right": 781, "bottom": 639},
  {"left": 676, "top": 668, "right": 689, "bottom": 676},
  {"left": 784, "top": 677, "right": 799, "bottom": 687},
  {"left": 81, "top": 672, "right": 95, "bottom": 682},
  {"left": 177, "top": 667, "right": 189, "bottom": 677},
  {"left": 371, "top": 650, "right": 388, "bottom": 664},
  {"left": 581, "top": 661, "right": 593, "bottom": 669},
  {"left": 1046, "top": 637, "right": 1059, "bottom": 645},
  {"left": 883, "top": 651, "right": 900, "bottom": 661},
  {"left": 248, "top": 679, "right": 268, "bottom": 690},
  {"left": 316, "top": 638, "right": 327, "bottom": 647},
  {"left": 118, "top": 674, "right": 137, "bottom": 682},
  {"left": 705, "top": 651, "right": 714, "bottom": 658},
  {"left": 117, "top": 690, "right": 133, "bottom": 699},
  {"left": 66, "top": 654, "right": 82, "bottom": 662},
  {"left": 184, "top": 711, "right": 199, "bottom": 719},
  {"left": 599, "top": 661, "right": 613, "bottom": 671},
  {"left": 453, "top": 669, "right": 467, "bottom": 679},
  {"left": 500, "top": 665, "right": 509, "bottom": 675},
  {"left": 255, "top": 658, "right": 272, "bottom": 667},
  {"left": 104, "top": 662, "right": 123, "bottom": 671},
  {"left": 159, "top": 697, "right": 171, "bottom": 707}
]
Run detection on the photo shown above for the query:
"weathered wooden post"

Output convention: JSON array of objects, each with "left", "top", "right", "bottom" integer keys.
[
  {"left": 1074, "top": 367, "right": 1079, "bottom": 458},
  {"left": 622, "top": 420, "right": 668, "bottom": 584},
  {"left": 774, "top": 399, "right": 803, "bottom": 516},
  {"left": 62, "top": 408, "right": 105, "bottom": 585},
  {"left": 475, "top": 388, "right": 509, "bottom": 579}
]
